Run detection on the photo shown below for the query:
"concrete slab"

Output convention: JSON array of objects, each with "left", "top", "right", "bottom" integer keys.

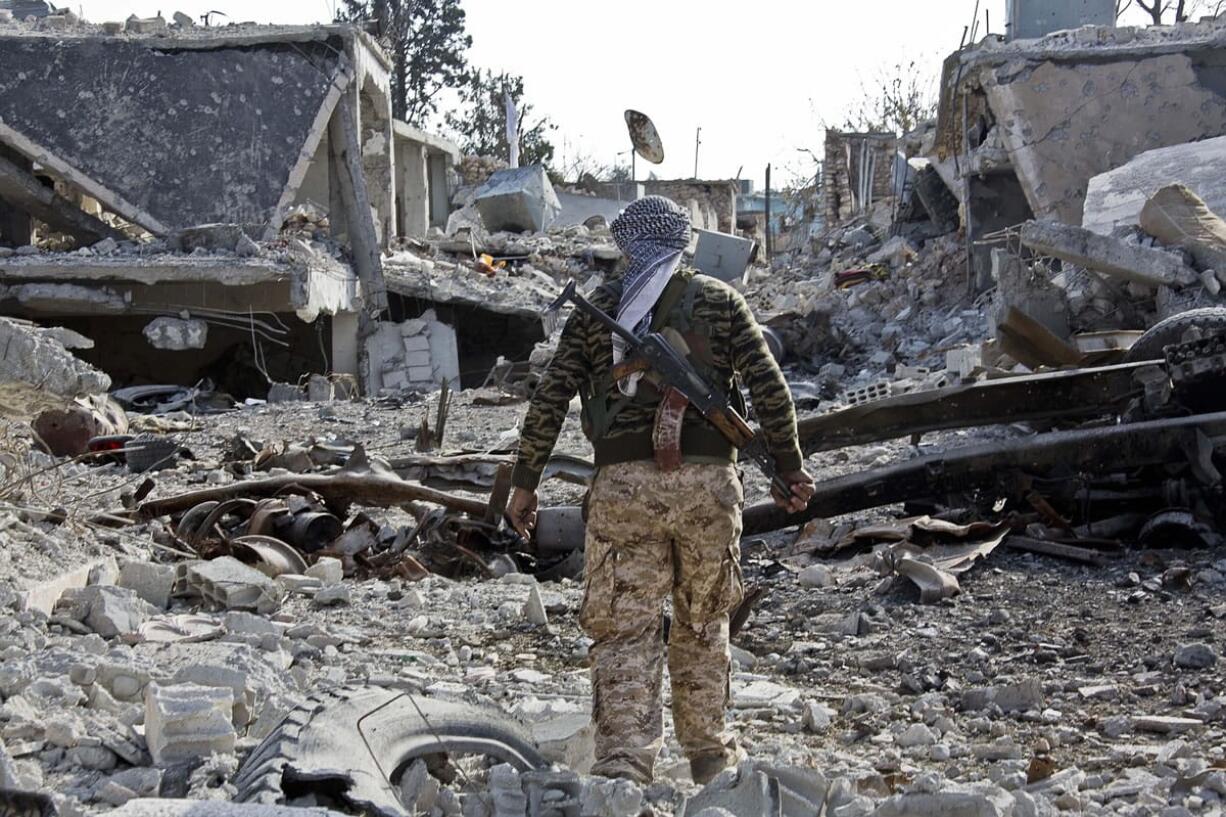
[
  {"left": 1084, "top": 135, "right": 1226, "bottom": 235},
  {"left": 1020, "top": 220, "right": 1198, "bottom": 287},
  {"left": 985, "top": 53, "right": 1226, "bottom": 226},
  {"left": 0, "top": 34, "right": 343, "bottom": 233},
  {"left": 474, "top": 166, "right": 561, "bottom": 233},
  {"left": 18, "top": 556, "right": 116, "bottom": 615}
]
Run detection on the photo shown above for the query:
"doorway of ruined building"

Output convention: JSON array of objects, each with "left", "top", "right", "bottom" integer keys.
[
  {"left": 387, "top": 294, "right": 545, "bottom": 389},
  {"left": 40, "top": 314, "right": 333, "bottom": 401}
]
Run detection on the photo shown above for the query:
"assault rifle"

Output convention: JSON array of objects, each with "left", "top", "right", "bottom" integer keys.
[{"left": 548, "top": 281, "right": 792, "bottom": 498}]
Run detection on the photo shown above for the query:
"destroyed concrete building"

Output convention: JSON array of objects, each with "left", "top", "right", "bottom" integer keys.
[
  {"left": 821, "top": 130, "right": 898, "bottom": 227},
  {"left": 0, "top": 20, "right": 473, "bottom": 399},
  {"left": 935, "top": 14, "right": 1226, "bottom": 281},
  {"left": 8, "top": 6, "right": 1226, "bottom": 817}
]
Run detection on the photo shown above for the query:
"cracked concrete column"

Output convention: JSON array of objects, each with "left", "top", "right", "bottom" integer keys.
[
  {"left": 399, "top": 140, "right": 429, "bottom": 240},
  {"left": 331, "top": 311, "right": 360, "bottom": 378}
]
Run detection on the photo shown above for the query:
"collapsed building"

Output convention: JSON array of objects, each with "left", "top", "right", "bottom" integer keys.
[{"left": 0, "top": 18, "right": 551, "bottom": 400}]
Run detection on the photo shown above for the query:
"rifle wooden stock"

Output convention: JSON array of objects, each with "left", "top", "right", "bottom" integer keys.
[{"left": 707, "top": 408, "right": 756, "bottom": 448}]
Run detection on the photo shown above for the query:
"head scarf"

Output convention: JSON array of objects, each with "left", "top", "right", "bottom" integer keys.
[{"left": 609, "top": 196, "right": 691, "bottom": 394}]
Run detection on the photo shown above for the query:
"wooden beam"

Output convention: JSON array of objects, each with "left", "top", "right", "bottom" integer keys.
[{"left": 0, "top": 152, "right": 126, "bottom": 246}]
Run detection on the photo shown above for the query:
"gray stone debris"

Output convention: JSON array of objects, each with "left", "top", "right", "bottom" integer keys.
[
  {"left": 144, "top": 682, "right": 236, "bottom": 766},
  {"left": 312, "top": 584, "right": 351, "bottom": 607},
  {"left": 118, "top": 560, "right": 176, "bottom": 609},
  {"left": 1173, "top": 642, "right": 1218, "bottom": 669},
  {"left": 304, "top": 556, "right": 343, "bottom": 585},
  {"left": 183, "top": 557, "right": 283, "bottom": 612},
  {"left": 0, "top": 316, "right": 110, "bottom": 398},
  {"left": 57, "top": 584, "right": 155, "bottom": 638},
  {"left": 524, "top": 584, "right": 549, "bottom": 627},
  {"left": 142, "top": 317, "right": 208, "bottom": 351},
  {"left": 110, "top": 801, "right": 346, "bottom": 817}
]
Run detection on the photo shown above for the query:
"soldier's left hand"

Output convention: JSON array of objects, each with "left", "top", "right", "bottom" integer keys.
[{"left": 773, "top": 469, "right": 815, "bottom": 514}]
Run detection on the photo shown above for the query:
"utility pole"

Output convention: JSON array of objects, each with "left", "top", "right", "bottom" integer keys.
[
  {"left": 764, "top": 163, "right": 772, "bottom": 260},
  {"left": 694, "top": 127, "right": 702, "bottom": 179}
]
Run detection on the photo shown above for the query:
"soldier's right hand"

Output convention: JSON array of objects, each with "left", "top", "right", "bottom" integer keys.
[{"left": 508, "top": 487, "right": 539, "bottom": 538}]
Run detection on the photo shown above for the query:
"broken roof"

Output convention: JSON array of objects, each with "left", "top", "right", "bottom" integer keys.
[{"left": 0, "top": 23, "right": 385, "bottom": 237}]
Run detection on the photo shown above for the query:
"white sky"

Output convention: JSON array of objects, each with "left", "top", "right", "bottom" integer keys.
[{"left": 68, "top": 0, "right": 1183, "bottom": 188}]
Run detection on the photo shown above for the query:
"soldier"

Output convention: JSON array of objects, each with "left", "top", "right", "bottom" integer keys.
[{"left": 508, "top": 195, "right": 813, "bottom": 785}]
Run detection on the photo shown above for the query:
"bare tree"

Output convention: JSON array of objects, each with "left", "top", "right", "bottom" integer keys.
[
  {"left": 1131, "top": 0, "right": 1222, "bottom": 22},
  {"left": 842, "top": 59, "right": 937, "bottom": 137}
]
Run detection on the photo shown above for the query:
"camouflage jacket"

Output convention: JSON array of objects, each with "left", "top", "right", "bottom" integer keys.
[{"left": 511, "top": 271, "right": 803, "bottom": 491}]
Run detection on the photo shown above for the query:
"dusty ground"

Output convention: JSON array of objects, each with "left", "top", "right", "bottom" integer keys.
[{"left": 2, "top": 386, "right": 1225, "bottom": 815}]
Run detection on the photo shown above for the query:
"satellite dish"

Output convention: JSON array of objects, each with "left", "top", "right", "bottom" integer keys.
[{"left": 625, "top": 110, "right": 665, "bottom": 164}]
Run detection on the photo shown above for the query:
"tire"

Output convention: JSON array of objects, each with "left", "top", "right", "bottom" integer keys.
[
  {"left": 1126, "top": 307, "right": 1226, "bottom": 363},
  {"left": 125, "top": 434, "right": 179, "bottom": 473},
  {"left": 234, "top": 686, "right": 546, "bottom": 815}
]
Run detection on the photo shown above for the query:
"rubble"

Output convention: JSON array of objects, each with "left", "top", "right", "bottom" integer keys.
[
  {"left": 144, "top": 682, "right": 237, "bottom": 766},
  {"left": 3, "top": 8, "right": 1226, "bottom": 817},
  {"left": 1019, "top": 220, "right": 1199, "bottom": 288}
]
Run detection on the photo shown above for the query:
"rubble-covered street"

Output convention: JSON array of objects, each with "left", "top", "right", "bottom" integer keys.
[{"left": 5, "top": 1, "right": 1226, "bottom": 816}]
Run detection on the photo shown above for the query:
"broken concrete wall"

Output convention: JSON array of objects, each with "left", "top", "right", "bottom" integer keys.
[
  {"left": 979, "top": 48, "right": 1226, "bottom": 226},
  {"left": 823, "top": 130, "right": 897, "bottom": 227},
  {"left": 0, "top": 34, "right": 347, "bottom": 233},
  {"left": 364, "top": 311, "right": 460, "bottom": 395},
  {"left": 0, "top": 316, "right": 109, "bottom": 398},
  {"left": 640, "top": 179, "right": 738, "bottom": 233}
]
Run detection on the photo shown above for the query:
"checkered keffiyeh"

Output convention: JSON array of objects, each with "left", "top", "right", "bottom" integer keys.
[{"left": 609, "top": 196, "right": 691, "bottom": 393}]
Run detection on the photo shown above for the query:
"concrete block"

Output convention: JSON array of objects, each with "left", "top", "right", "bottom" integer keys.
[
  {"left": 407, "top": 366, "right": 434, "bottom": 383},
  {"left": 692, "top": 229, "right": 757, "bottom": 286},
  {"left": 425, "top": 318, "right": 461, "bottom": 392},
  {"left": 118, "top": 561, "right": 176, "bottom": 609},
  {"left": 402, "top": 334, "right": 431, "bottom": 353},
  {"left": 1020, "top": 221, "right": 1198, "bottom": 288},
  {"left": 945, "top": 345, "right": 984, "bottom": 380},
  {"left": 474, "top": 165, "right": 562, "bottom": 233},
  {"left": 18, "top": 556, "right": 116, "bottom": 615},
  {"left": 59, "top": 585, "right": 155, "bottom": 638},
  {"left": 143, "top": 317, "right": 207, "bottom": 351},
  {"left": 531, "top": 712, "right": 595, "bottom": 774},
  {"left": 144, "top": 682, "right": 236, "bottom": 766},
  {"left": 404, "top": 350, "right": 433, "bottom": 368},
  {"left": 872, "top": 784, "right": 1016, "bottom": 817},
  {"left": 304, "top": 557, "right": 343, "bottom": 586},
  {"left": 171, "top": 663, "right": 256, "bottom": 727},
  {"left": 382, "top": 369, "right": 410, "bottom": 391},
  {"left": 1085, "top": 135, "right": 1226, "bottom": 236},
  {"left": 185, "top": 557, "right": 282, "bottom": 612},
  {"left": 682, "top": 766, "right": 779, "bottom": 817},
  {"left": 986, "top": 53, "right": 1226, "bottom": 226}
]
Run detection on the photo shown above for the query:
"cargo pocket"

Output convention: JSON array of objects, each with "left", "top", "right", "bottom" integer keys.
[{"left": 578, "top": 541, "right": 615, "bottom": 639}]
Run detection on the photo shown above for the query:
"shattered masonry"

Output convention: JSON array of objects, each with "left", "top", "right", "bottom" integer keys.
[{"left": 4, "top": 4, "right": 1226, "bottom": 817}]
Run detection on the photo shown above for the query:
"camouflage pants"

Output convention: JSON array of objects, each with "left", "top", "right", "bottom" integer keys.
[{"left": 579, "top": 460, "right": 745, "bottom": 782}]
